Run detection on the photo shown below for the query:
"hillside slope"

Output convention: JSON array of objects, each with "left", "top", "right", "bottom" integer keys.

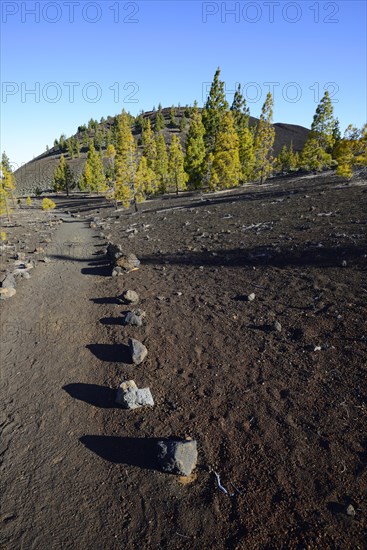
[{"left": 14, "top": 108, "right": 309, "bottom": 195}]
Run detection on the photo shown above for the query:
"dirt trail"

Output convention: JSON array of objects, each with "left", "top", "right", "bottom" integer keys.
[{"left": 0, "top": 217, "right": 118, "bottom": 549}]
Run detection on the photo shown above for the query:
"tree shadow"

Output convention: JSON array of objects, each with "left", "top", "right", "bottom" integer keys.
[
  {"left": 79, "top": 435, "right": 161, "bottom": 470},
  {"left": 86, "top": 343, "right": 132, "bottom": 363},
  {"left": 139, "top": 176, "right": 318, "bottom": 216},
  {"left": 139, "top": 244, "right": 367, "bottom": 270},
  {"left": 63, "top": 383, "right": 117, "bottom": 408},
  {"left": 55, "top": 196, "right": 112, "bottom": 214}
]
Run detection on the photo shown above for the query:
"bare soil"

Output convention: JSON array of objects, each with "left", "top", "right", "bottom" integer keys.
[{"left": 1, "top": 171, "right": 366, "bottom": 549}]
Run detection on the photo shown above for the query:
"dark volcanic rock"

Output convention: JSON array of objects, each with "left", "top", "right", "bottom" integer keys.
[{"left": 157, "top": 439, "right": 198, "bottom": 476}]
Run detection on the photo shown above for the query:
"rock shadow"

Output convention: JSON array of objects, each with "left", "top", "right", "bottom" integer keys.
[
  {"left": 63, "top": 383, "right": 117, "bottom": 408},
  {"left": 90, "top": 297, "right": 120, "bottom": 305},
  {"left": 81, "top": 263, "right": 111, "bottom": 276},
  {"left": 100, "top": 317, "right": 124, "bottom": 326},
  {"left": 80, "top": 436, "right": 161, "bottom": 470},
  {"left": 87, "top": 343, "right": 132, "bottom": 363}
]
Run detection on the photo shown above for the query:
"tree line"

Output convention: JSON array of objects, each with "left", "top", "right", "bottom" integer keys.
[{"left": 2, "top": 68, "right": 366, "bottom": 215}]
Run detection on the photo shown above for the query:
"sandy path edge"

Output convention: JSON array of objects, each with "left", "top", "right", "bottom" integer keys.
[{"left": 0, "top": 217, "right": 118, "bottom": 549}]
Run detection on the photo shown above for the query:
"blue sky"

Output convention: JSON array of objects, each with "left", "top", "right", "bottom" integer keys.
[{"left": 1, "top": 0, "right": 366, "bottom": 168}]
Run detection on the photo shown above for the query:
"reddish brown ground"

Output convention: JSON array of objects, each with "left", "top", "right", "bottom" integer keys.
[{"left": 1, "top": 171, "right": 366, "bottom": 549}]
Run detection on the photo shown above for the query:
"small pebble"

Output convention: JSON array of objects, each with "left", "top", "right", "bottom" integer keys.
[
  {"left": 346, "top": 504, "right": 356, "bottom": 517},
  {"left": 274, "top": 321, "right": 282, "bottom": 333}
]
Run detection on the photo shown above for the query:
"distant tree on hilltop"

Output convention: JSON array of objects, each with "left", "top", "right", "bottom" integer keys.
[
  {"left": 155, "top": 104, "right": 166, "bottom": 132},
  {"left": 254, "top": 92, "right": 275, "bottom": 183}
]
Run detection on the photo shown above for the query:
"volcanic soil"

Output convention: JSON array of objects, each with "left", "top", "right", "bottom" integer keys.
[{"left": 1, "top": 170, "right": 366, "bottom": 549}]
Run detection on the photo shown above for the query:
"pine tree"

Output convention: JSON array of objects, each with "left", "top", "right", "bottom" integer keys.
[
  {"left": 105, "top": 144, "right": 116, "bottom": 186},
  {"left": 134, "top": 111, "right": 145, "bottom": 133},
  {"left": 287, "top": 142, "right": 299, "bottom": 171},
  {"left": 332, "top": 118, "right": 341, "bottom": 156},
  {"left": 79, "top": 162, "right": 93, "bottom": 191},
  {"left": 0, "top": 163, "right": 15, "bottom": 221},
  {"left": 75, "top": 140, "right": 81, "bottom": 158},
  {"left": 335, "top": 139, "right": 354, "bottom": 178},
  {"left": 238, "top": 126, "right": 255, "bottom": 182},
  {"left": 202, "top": 67, "right": 229, "bottom": 152},
  {"left": 168, "top": 135, "right": 188, "bottom": 195},
  {"left": 230, "top": 84, "right": 250, "bottom": 133},
  {"left": 94, "top": 128, "right": 103, "bottom": 151},
  {"left": 355, "top": 123, "right": 367, "bottom": 165},
  {"left": 155, "top": 105, "right": 165, "bottom": 132},
  {"left": 202, "top": 153, "right": 215, "bottom": 190},
  {"left": 66, "top": 138, "right": 74, "bottom": 159},
  {"left": 88, "top": 118, "right": 98, "bottom": 131},
  {"left": 142, "top": 119, "right": 157, "bottom": 169},
  {"left": 135, "top": 155, "right": 156, "bottom": 203},
  {"left": 1, "top": 152, "right": 12, "bottom": 172},
  {"left": 169, "top": 106, "right": 177, "bottom": 127},
  {"left": 179, "top": 116, "right": 188, "bottom": 132},
  {"left": 105, "top": 128, "right": 112, "bottom": 147},
  {"left": 184, "top": 110, "right": 206, "bottom": 188},
  {"left": 254, "top": 92, "right": 275, "bottom": 183},
  {"left": 154, "top": 133, "right": 169, "bottom": 193},
  {"left": 302, "top": 90, "right": 337, "bottom": 171},
  {"left": 333, "top": 124, "right": 365, "bottom": 178},
  {"left": 210, "top": 111, "right": 241, "bottom": 190},
  {"left": 59, "top": 134, "right": 67, "bottom": 152},
  {"left": 276, "top": 144, "right": 292, "bottom": 174},
  {"left": 0, "top": 153, "right": 16, "bottom": 213},
  {"left": 53, "top": 154, "right": 71, "bottom": 194},
  {"left": 82, "top": 132, "right": 89, "bottom": 148},
  {"left": 184, "top": 104, "right": 193, "bottom": 118},
  {"left": 309, "top": 91, "right": 337, "bottom": 153},
  {"left": 301, "top": 137, "right": 332, "bottom": 172},
  {"left": 293, "top": 151, "right": 300, "bottom": 170},
  {"left": 114, "top": 111, "right": 137, "bottom": 207},
  {"left": 81, "top": 144, "right": 106, "bottom": 193}
]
